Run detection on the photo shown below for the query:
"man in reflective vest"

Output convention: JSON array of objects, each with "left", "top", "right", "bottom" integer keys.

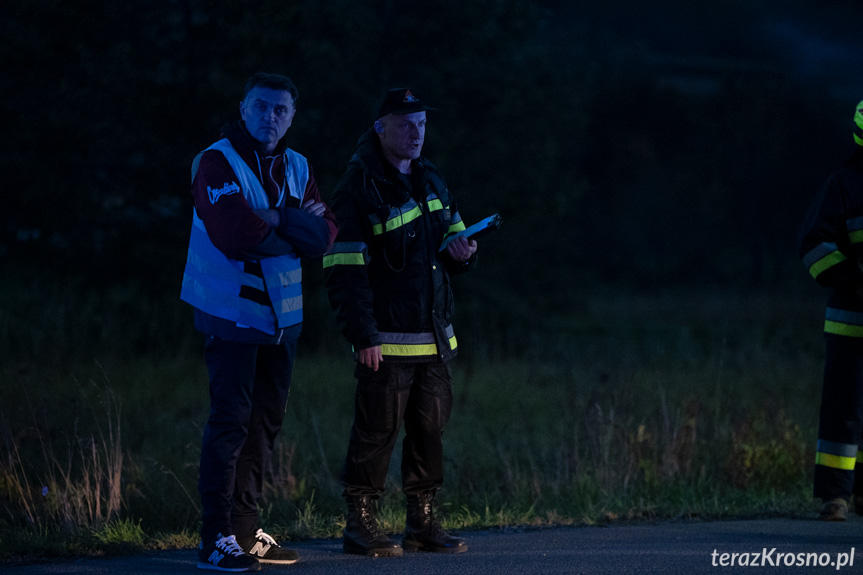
[
  {"left": 324, "top": 88, "right": 476, "bottom": 556},
  {"left": 799, "top": 99, "right": 863, "bottom": 521},
  {"left": 181, "top": 73, "right": 337, "bottom": 571}
]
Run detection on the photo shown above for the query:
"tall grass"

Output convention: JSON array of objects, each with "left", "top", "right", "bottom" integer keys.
[{"left": 0, "top": 269, "right": 829, "bottom": 559}]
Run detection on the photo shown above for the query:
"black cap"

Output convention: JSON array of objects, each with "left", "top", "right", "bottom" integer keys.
[{"left": 376, "top": 88, "right": 437, "bottom": 118}]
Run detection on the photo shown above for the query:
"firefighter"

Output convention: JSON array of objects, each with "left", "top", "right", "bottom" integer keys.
[
  {"left": 323, "top": 88, "right": 476, "bottom": 556},
  {"left": 799, "top": 98, "right": 863, "bottom": 521}
]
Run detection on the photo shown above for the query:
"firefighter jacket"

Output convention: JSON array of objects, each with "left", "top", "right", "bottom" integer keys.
[
  {"left": 799, "top": 150, "right": 863, "bottom": 337},
  {"left": 181, "top": 122, "right": 335, "bottom": 338},
  {"left": 323, "top": 129, "right": 475, "bottom": 362}
]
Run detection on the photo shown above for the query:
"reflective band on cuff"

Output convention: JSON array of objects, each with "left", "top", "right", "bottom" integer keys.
[
  {"left": 816, "top": 452, "right": 857, "bottom": 471},
  {"left": 803, "top": 242, "right": 846, "bottom": 279},
  {"left": 447, "top": 221, "right": 466, "bottom": 236},
  {"left": 810, "top": 252, "right": 846, "bottom": 279},
  {"left": 323, "top": 253, "right": 366, "bottom": 268},
  {"left": 323, "top": 242, "right": 368, "bottom": 268}
]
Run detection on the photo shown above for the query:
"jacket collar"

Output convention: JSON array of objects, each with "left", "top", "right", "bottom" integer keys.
[{"left": 220, "top": 120, "right": 289, "bottom": 158}]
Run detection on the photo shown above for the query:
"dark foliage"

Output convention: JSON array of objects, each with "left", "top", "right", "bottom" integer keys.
[{"left": 3, "top": 0, "right": 863, "bottom": 298}]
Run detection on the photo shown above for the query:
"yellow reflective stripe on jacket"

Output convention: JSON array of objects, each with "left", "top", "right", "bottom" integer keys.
[
  {"left": 370, "top": 203, "right": 423, "bottom": 236},
  {"left": 378, "top": 326, "right": 457, "bottom": 358},
  {"left": 381, "top": 342, "right": 439, "bottom": 356},
  {"left": 379, "top": 331, "right": 437, "bottom": 357},
  {"left": 825, "top": 308, "right": 863, "bottom": 338},
  {"left": 802, "top": 242, "right": 847, "bottom": 279},
  {"left": 427, "top": 197, "right": 444, "bottom": 212},
  {"left": 380, "top": 338, "right": 458, "bottom": 357},
  {"left": 323, "top": 242, "right": 368, "bottom": 269}
]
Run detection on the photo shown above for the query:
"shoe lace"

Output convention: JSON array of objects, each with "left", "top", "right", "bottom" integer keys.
[
  {"left": 419, "top": 497, "right": 445, "bottom": 536},
  {"left": 255, "top": 529, "right": 278, "bottom": 546},
  {"left": 359, "top": 508, "right": 386, "bottom": 537},
  {"left": 215, "top": 534, "right": 246, "bottom": 557}
]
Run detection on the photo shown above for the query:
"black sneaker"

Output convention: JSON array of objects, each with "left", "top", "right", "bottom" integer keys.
[
  {"left": 239, "top": 529, "right": 300, "bottom": 564},
  {"left": 197, "top": 533, "right": 261, "bottom": 572}
]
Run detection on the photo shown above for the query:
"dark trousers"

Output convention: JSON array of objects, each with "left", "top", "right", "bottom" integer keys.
[
  {"left": 199, "top": 335, "right": 296, "bottom": 543},
  {"left": 342, "top": 360, "right": 453, "bottom": 498},
  {"left": 815, "top": 334, "right": 863, "bottom": 501}
]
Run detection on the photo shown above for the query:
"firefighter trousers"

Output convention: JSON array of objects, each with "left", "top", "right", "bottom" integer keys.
[
  {"left": 815, "top": 333, "right": 863, "bottom": 501},
  {"left": 341, "top": 360, "right": 453, "bottom": 498}
]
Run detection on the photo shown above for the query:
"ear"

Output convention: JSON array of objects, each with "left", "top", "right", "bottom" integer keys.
[{"left": 374, "top": 121, "right": 384, "bottom": 134}]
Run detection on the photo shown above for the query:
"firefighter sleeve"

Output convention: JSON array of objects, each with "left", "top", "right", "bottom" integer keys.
[
  {"left": 323, "top": 182, "right": 380, "bottom": 351},
  {"left": 440, "top": 194, "right": 477, "bottom": 276},
  {"left": 799, "top": 175, "right": 863, "bottom": 290}
]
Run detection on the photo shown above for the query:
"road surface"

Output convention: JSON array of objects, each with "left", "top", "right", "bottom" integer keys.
[{"left": 4, "top": 517, "right": 863, "bottom": 574}]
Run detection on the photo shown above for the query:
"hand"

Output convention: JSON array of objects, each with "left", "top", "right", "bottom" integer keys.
[
  {"left": 446, "top": 237, "right": 477, "bottom": 263},
  {"left": 253, "top": 208, "right": 280, "bottom": 227},
  {"left": 302, "top": 199, "right": 326, "bottom": 217},
  {"left": 357, "top": 346, "right": 383, "bottom": 371}
]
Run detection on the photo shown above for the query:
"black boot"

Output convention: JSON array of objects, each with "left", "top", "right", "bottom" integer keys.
[
  {"left": 343, "top": 495, "right": 403, "bottom": 557},
  {"left": 402, "top": 491, "right": 467, "bottom": 553}
]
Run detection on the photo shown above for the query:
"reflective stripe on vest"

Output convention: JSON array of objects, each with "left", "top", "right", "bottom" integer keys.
[
  {"left": 180, "top": 140, "right": 308, "bottom": 334},
  {"left": 181, "top": 213, "right": 303, "bottom": 334}
]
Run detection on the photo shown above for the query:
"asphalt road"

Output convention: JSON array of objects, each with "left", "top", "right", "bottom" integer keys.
[{"left": 4, "top": 517, "right": 863, "bottom": 574}]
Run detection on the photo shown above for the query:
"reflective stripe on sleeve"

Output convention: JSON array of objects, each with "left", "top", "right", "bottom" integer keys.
[
  {"left": 323, "top": 242, "right": 369, "bottom": 269},
  {"left": 427, "top": 197, "right": 444, "bottom": 212},
  {"left": 802, "top": 242, "right": 847, "bottom": 279},
  {"left": 447, "top": 221, "right": 467, "bottom": 236}
]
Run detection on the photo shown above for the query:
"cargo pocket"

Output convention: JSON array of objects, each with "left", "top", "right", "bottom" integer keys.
[{"left": 354, "top": 363, "right": 396, "bottom": 434}]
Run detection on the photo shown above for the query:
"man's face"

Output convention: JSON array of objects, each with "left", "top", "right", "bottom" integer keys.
[
  {"left": 378, "top": 111, "right": 426, "bottom": 163},
  {"left": 240, "top": 87, "right": 295, "bottom": 153}
]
